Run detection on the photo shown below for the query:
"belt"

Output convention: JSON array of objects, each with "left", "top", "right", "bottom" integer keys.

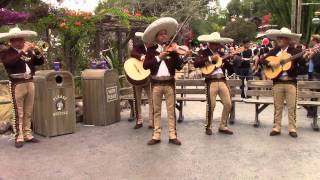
[
  {"left": 205, "top": 73, "right": 225, "bottom": 80},
  {"left": 279, "top": 76, "right": 294, "bottom": 81},
  {"left": 151, "top": 76, "right": 175, "bottom": 85},
  {"left": 242, "top": 58, "right": 252, "bottom": 61},
  {"left": 151, "top": 76, "right": 174, "bottom": 81},
  {"left": 10, "top": 73, "right": 32, "bottom": 79}
]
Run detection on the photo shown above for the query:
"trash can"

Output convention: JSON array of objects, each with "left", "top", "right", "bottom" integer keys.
[
  {"left": 33, "top": 70, "right": 76, "bottom": 137},
  {"left": 81, "top": 69, "right": 120, "bottom": 126}
]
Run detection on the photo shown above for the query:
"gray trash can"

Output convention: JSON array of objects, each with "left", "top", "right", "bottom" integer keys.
[
  {"left": 33, "top": 70, "right": 76, "bottom": 137},
  {"left": 81, "top": 69, "right": 120, "bottom": 126}
]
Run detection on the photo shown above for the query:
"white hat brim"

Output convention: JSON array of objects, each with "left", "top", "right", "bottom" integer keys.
[
  {"left": 265, "top": 32, "right": 301, "bottom": 41},
  {"left": 198, "top": 35, "right": 233, "bottom": 44},
  {"left": 142, "top": 17, "right": 178, "bottom": 44},
  {"left": 0, "top": 31, "right": 37, "bottom": 42}
]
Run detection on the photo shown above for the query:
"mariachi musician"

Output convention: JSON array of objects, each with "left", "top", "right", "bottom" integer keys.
[
  {"left": 194, "top": 32, "right": 234, "bottom": 136},
  {"left": 129, "top": 32, "right": 154, "bottom": 129},
  {"left": 142, "top": 17, "right": 192, "bottom": 146},
  {"left": 0, "top": 27, "right": 44, "bottom": 148},
  {"left": 261, "top": 27, "right": 305, "bottom": 138}
]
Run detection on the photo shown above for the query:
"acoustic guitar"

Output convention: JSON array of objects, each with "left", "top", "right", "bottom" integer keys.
[
  {"left": 201, "top": 47, "right": 244, "bottom": 76},
  {"left": 124, "top": 58, "right": 151, "bottom": 86},
  {"left": 263, "top": 45, "right": 320, "bottom": 80}
]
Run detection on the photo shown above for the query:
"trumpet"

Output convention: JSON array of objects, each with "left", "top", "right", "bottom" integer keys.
[
  {"left": 32, "top": 40, "right": 50, "bottom": 53},
  {"left": 20, "top": 41, "right": 49, "bottom": 62}
]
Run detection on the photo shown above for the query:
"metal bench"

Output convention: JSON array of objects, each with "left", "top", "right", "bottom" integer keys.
[{"left": 244, "top": 80, "right": 320, "bottom": 131}]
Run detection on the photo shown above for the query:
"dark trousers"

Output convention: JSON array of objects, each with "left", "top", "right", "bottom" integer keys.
[{"left": 239, "top": 68, "right": 252, "bottom": 98}]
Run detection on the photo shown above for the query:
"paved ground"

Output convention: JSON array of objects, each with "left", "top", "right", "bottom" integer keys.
[{"left": 1, "top": 99, "right": 320, "bottom": 180}]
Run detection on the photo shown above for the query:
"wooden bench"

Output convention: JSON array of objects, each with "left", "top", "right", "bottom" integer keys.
[
  {"left": 244, "top": 80, "right": 320, "bottom": 131},
  {"left": 120, "top": 78, "right": 242, "bottom": 124}
]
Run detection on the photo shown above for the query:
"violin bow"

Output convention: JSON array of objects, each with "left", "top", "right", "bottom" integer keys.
[{"left": 167, "top": 16, "right": 192, "bottom": 46}]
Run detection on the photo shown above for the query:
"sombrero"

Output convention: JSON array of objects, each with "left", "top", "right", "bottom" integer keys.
[
  {"left": 0, "top": 27, "right": 37, "bottom": 42},
  {"left": 142, "top": 17, "right": 178, "bottom": 44},
  {"left": 197, "top": 32, "right": 233, "bottom": 44},
  {"left": 264, "top": 27, "right": 301, "bottom": 41}
]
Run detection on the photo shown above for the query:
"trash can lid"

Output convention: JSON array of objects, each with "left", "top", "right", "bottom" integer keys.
[{"left": 81, "top": 69, "right": 107, "bottom": 79}]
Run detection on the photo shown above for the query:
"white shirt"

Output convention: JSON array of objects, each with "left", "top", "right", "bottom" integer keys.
[
  {"left": 155, "top": 44, "right": 170, "bottom": 77},
  {"left": 13, "top": 47, "right": 31, "bottom": 75}
]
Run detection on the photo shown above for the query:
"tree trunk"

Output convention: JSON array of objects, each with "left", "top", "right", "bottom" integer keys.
[{"left": 63, "top": 36, "right": 79, "bottom": 74}]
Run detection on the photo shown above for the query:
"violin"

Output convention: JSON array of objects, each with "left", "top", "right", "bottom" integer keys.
[{"left": 164, "top": 42, "right": 192, "bottom": 56}]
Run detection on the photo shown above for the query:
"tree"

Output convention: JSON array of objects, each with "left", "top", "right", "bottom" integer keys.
[
  {"left": 227, "top": 0, "right": 242, "bottom": 17},
  {"left": 221, "top": 19, "right": 257, "bottom": 43}
]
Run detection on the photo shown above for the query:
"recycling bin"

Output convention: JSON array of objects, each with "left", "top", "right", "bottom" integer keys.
[
  {"left": 33, "top": 70, "right": 76, "bottom": 137},
  {"left": 81, "top": 69, "right": 121, "bottom": 126}
]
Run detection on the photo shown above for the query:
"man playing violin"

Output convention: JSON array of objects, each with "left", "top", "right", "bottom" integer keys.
[
  {"left": 129, "top": 32, "right": 154, "bottom": 129},
  {"left": 142, "top": 17, "right": 191, "bottom": 146},
  {"left": 0, "top": 27, "right": 44, "bottom": 148},
  {"left": 194, "top": 32, "right": 234, "bottom": 136},
  {"left": 261, "top": 27, "right": 305, "bottom": 138}
]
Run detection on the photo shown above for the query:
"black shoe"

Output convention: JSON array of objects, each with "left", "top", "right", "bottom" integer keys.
[
  {"left": 147, "top": 139, "right": 161, "bottom": 145},
  {"left": 148, "top": 125, "right": 154, "bottom": 129},
  {"left": 134, "top": 124, "right": 143, "bottom": 129},
  {"left": 169, "top": 138, "right": 181, "bottom": 145},
  {"left": 270, "top": 130, "right": 281, "bottom": 136},
  {"left": 25, "top": 138, "right": 40, "bottom": 143},
  {"left": 15, "top": 141, "right": 24, "bottom": 148},
  {"left": 218, "top": 128, "right": 234, "bottom": 135},
  {"left": 205, "top": 128, "right": 213, "bottom": 135},
  {"left": 289, "top": 132, "right": 298, "bottom": 138}
]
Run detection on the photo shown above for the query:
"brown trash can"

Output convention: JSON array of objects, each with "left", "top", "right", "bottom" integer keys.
[
  {"left": 33, "top": 70, "right": 76, "bottom": 137},
  {"left": 81, "top": 69, "right": 120, "bottom": 126}
]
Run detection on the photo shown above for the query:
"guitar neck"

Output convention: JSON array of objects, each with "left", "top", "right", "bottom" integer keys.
[
  {"left": 284, "top": 45, "right": 320, "bottom": 63},
  {"left": 284, "top": 51, "right": 304, "bottom": 63}
]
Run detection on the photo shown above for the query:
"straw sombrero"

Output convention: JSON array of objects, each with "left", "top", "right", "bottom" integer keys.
[
  {"left": 142, "top": 17, "right": 178, "bottom": 44},
  {"left": 0, "top": 27, "right": 37, "bottom": 42},
  {"left": 264, "top": 27, "right": 301, "bottom": 41},
  {"left": 197, "top": 32, "right": 233, "bottom": 44}
]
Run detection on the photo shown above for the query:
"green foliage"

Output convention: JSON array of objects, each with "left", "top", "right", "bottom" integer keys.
[
  {"left": 262, "top": 0, "right": 291, "bottom": 28},
  {"left": 96, "top": 7, "right": 156, "bottom": 28},
  {"left": 191, "top": 15, "right": 227, "bottom": 35},
  {"left": 262, "top": 0, "right": 320, "bottom": 43},
  {"left": 227, "top": 0, "right": 242, "bottom": 17},
  {"left": 96, "top": 8, "right": 131, "bottom": 27},
  {"left": 221, "top": 19, "right": 257, "bottom": 43},
  {"left": 227, "top": 0, "right": 268, "bottom": 18}
]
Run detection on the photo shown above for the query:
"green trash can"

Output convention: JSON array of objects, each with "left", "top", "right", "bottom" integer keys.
[
  {"left": 33, "top": 70, "right": 76, "bottom": 137},
  {"left": 81, "top": 69, "right": 120, "bottom": 126}
]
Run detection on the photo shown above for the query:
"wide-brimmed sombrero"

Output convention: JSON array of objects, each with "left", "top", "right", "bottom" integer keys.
[
  {"left": 197, "top": 32, "right": 233, "bottom": 44},
  {"left": 264, "top": 27, "right": 301, "bottom": 41},
  {"left": 142, "top": 17, "right": 178, "bottom": 44},
  {"left": 0, "top": 27, "right": 37, "bottom": 42}
]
